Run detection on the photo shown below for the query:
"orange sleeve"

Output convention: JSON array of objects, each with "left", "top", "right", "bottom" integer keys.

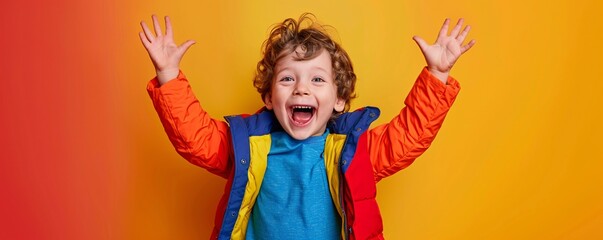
[
  {"left": 146, "top": 71, "right": 232, "bottom": 178},
  {"left": 367, "top": 67, "right": 460, "bottom": 182}
]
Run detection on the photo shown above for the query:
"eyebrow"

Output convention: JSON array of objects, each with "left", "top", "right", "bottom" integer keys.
[
  {"left": 275, "top": 66, "right": 332, "bottom": 75},
  {"left": 313, "top": 66, "right": 331, "bottom": 74}
]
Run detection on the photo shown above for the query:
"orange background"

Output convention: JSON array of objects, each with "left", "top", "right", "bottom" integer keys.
[{"left": 1, "top": 0, "right": 602, "bottom": 239}]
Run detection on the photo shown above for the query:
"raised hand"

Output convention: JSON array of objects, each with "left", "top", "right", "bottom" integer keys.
[
  {"left": 139, "top": 15, "right": 195, "bottom": 85},
  {"left": 413, "top": 18, "right": 475, "bottom": 83}
]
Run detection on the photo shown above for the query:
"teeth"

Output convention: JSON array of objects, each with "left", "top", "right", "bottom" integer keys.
[{"left": 293, "top": 106, "right": 313, "bottom": 110}]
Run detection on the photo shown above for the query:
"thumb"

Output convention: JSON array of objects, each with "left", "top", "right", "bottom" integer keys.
[
  {"left": 412, "top": 36, "right": 429, "bottom": 52},
  {"left": 178, "top": 40, "right": 196, "bottom": 55}
]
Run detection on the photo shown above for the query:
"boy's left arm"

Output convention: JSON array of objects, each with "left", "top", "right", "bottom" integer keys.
[
  {"left": 368, "top": 68, "right": 459, "bottom": 181},
  {"left": 367, "top": 18, "right": 475, "bottom": 181}
]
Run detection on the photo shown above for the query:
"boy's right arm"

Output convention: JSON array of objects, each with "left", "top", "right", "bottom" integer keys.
[
  {"left": 140, "top": 15, "right": 232, "bottom": 177},
  {"left": 147, "top": 72, "right": 232, "bottom": 178}
]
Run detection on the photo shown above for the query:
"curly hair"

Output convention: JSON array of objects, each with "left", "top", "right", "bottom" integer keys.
[{"left": 253, "top": 13, "right": 357, "bottom": 113}]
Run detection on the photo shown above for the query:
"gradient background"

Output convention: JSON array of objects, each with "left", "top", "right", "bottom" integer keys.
[{"left": 2, "top": 0, "right": 602, "bottom": 239}]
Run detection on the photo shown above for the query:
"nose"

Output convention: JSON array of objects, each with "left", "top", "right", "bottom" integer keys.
[{"left": 293, "top": 81, "right": 310, "bottom": 96}]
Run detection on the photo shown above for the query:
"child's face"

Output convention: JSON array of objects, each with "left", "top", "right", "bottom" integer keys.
[{"left": 265, "top": 48, "right": 345, "bottom": 140}]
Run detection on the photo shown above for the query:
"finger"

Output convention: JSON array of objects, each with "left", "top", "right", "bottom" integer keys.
[
  {"left": 450, "top": 18, "right": 464, "bottom": 38},
  {"left": 138, "top": 31, "right": 151, "bottom": 49},
  {"left": 436, "top": 18, "right": 451, "bottom": 41},
  {"left": 165, "top": 16, "right": 173, "bottom": 38},
  {"left": 178, "top": 40, "right": 196, "bottom": 55},
  {"left": 461, "top": 39, "right": 476, "bottom": 54},
  {"left": 152, "top": 15, "right": 163, "bottom": 36},
  {"left": 456, "top": 25, "right": 471, "bottom": 43},
  {"left": 140, "top": 21, "right": 155, "bottom": 42},
  {"left": 412, "top": 35, "right": 429, "bottom": 52}
]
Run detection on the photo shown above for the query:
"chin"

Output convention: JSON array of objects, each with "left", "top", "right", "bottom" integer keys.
[
  {"left": 285, "top": 130, "right": 313, "bottom": 140},
  {"left": 285, "top": 129, "right": 317, "bottom": 140}
]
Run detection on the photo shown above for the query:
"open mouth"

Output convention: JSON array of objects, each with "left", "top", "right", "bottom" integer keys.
[{"left": 290, "top": 105, "right": 315, "bottom": 126}]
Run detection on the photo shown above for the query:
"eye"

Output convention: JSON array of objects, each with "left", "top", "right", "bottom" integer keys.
[
  {"left": 280, "top": 76, "right": 294, "bottom": 82},
  {"left": 312, "top": 77, "right": 325, "bottom": 82}
]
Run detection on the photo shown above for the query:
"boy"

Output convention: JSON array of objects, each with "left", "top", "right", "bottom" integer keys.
[{"left": 140, "top": 13, "right": 474, "bottom": 240}]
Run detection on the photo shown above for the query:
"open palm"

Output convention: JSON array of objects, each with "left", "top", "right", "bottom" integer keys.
[
  {"left": 139, "top": 15, "right": 195, "bottom": 85},
  {"left": 413, "top": 18, "right": 475, "bottom": 76}
]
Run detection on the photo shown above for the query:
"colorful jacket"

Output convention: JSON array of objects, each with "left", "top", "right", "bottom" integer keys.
[{"left": 147, "top": 68, "right": 460, "bottom": 239}]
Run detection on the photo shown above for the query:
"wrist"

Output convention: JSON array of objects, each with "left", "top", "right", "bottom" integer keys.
[
  {"left": 427, "top": 66, "right": 449, "bottom": 84},
  {"left": 156, "top": 68, "right": 180, "bottom": 85}
]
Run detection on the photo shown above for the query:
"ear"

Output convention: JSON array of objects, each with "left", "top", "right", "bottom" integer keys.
[
  {"left": 334, "top": 98, "right": 345, "bottom": 112},
  {"left": 264, "top": 93, "right": 273, "bottom": 110}
]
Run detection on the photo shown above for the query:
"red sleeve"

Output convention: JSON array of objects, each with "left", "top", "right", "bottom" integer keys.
[
  {"left": 146, "top": 71, "right": 232, "bottom": 178},
  {"left": 367, "top": 67, "right": 460, "bottom": 182}
]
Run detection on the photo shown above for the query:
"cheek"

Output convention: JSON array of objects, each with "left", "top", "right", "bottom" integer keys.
[
  {"left": 268, "top": 90, "right": 287, "bottom": 108},
  {"left": 331, "top": 89, "right": 345, "bottom": 112}
]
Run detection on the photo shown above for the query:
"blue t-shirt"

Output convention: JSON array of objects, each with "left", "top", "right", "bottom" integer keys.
[{"left": 246, "top": 130, "right": 340, "bottom": 239}]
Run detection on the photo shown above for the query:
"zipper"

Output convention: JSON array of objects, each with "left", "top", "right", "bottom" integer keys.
[{"left": 339, "top": 167, "right": 348, "bottom": 240}]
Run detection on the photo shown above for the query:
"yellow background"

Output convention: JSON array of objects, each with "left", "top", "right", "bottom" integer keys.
[{"left": 1, "top": 0, "right": 602, "bottom": 239}]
